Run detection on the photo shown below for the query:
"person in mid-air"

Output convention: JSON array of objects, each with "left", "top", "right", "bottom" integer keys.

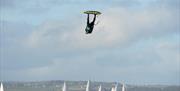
[{"left": 85, "top": 14, "right": 96, "bottom": 34}]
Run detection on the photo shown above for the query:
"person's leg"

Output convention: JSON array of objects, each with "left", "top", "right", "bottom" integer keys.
[
  {"left": 92, "top": 14, "right": 96, "bottom": 23},
  {"left": 87, "top": 14, "right": 90, "bottom": 24}
]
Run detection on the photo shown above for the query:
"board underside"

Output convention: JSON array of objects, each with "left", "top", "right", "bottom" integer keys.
[{"left": 84, "top": 11, "right": 101, "bottom": 15}]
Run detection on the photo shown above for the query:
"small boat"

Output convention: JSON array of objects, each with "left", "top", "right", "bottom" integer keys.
[
  {"left": 0, "top": 82, "right": 4, "bottom": 91},
  {"left": 62, "top": 82, "right": 66, "bottom": 91},
  {"left": 122, "top": 84, "right": 125, "bottom": 91},
  {"left": 111, "top": 83, "right": 118, "bottom": 91},
  {"left": 111, "top": 87, "right": 115, "bottom": 91},
  {"left": 86, "top": 80, "right": 90, "bottom": 91},
  {"left": 98, "top": 85, "right": 101, "bottom": 91}
]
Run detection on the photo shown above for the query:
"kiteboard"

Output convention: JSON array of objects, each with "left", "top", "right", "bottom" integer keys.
[{"left": 84, "top": 11, "right": 101, "bottom": 15}]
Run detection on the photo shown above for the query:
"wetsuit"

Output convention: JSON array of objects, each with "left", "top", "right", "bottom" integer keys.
[{"left": 85, "top": 14, "right": 96, "bottom": 34}]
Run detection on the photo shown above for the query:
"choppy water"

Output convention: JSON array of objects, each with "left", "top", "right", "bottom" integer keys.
[{"left": 2, "top": 81, "right": 180, "bottom": 91}]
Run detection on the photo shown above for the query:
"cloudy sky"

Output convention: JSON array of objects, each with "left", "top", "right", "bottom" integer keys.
[{"left": 0, "top": 0, "right": 180, "bottom": 85}]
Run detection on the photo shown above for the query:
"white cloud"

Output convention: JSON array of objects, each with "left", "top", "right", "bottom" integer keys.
[
  {"left": 25, "top": 5, "right": 178, "bottom": 51},
  {"left": 1, "top": 0, "right": 179, "bottom": 84}
]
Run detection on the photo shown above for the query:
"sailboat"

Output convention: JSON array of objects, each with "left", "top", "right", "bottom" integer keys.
[
  {"left": 98, "top": 85, "right": 101, "bottom": 91},
  {"left": 0, "top": 82, "right": 4, "bottom": 91},
  {"left": 121, "top": 84, "right": 125, "bottom": 91},
  {"left": 62, "top": 82, "right": 66, "bottom": 91},
  {"left": 111, "top": 87, "right": 115, "bottom": 91},
  {"left": 86, "top": 80, "right": 90, "bottom": 91},
  {"left": 111, "top": 83, "right": 118, "bottom": 91}
]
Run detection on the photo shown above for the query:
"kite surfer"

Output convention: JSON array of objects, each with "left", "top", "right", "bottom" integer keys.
[
  {"left": 85, "top": 14, "right": 96, "bottom": 34},
  {"left": 84, "top": 11, "right": 101, "bottom": 34}
]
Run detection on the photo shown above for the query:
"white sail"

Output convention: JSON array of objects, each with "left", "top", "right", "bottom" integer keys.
[
  {"left": 122, "top": 84, "right": 125, "bottom": 91},
  {"left": 98, "top": 85, "right": 101, "bottom": 91},
  {"left": 114, "top": 83, "right": 118, "bottom": 91},
  {"left": 111, "top": 83, "right": 118, "bottom": 91},
  {"left": 62, "top": 82, "right": 66, "bottom": 91},
  {"left": 0, "top": 82, "right": 4, "bottom": 91},
  {"left": 111, "top": 87, "right": 115, "bottom": 91},
  {"left": 86, "top": 80, "right": 90, "bottom": 91}
]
